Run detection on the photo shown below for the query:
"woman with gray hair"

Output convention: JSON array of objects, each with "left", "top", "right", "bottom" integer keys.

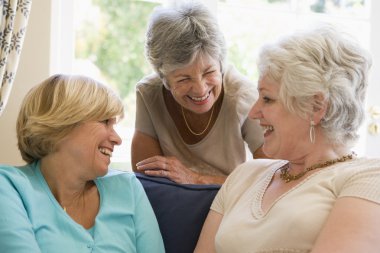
[
  {"left": 132, "top": 1, "right": 265, "bottom": 184},
  {"left": 195, "top": 24, "right": 380, "bottom": 252}
]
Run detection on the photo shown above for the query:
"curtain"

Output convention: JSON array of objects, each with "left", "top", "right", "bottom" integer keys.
[{"left": 0, "top": 0, "right": 32, "bottom": 116}]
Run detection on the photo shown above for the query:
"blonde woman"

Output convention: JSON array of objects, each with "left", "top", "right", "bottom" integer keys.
[{"left": 0, "top": 74, "right": 164, "bottom": 253}]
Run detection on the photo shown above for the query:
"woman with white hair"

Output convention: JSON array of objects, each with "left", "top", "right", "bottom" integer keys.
[
  {"left": 195, "top": 25, "right": 380, "bottom": 252},
  {"left": 132, "top": 1, "right": 265, "bottom": 184}
]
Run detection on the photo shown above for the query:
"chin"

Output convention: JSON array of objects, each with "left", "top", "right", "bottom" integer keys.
[{"left": 97, "top": 166, "right": 109, "bottom": 177}]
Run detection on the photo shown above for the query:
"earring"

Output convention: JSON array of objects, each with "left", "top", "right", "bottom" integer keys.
[{"left": 309, "top": 120, "right": 315, "bottom": 144}]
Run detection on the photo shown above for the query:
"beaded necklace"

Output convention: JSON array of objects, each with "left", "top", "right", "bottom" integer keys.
[{"left": 280, "top": 152, "right": 355, "bottom": 183}]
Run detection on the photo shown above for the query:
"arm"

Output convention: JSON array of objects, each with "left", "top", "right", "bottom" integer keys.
[
  {"left": 132, "top": 131, "right": 226, "bottom": 184},
  {"left": 311, "top": 197, "right": 380, "bottom": 253},
  {"left": 0, "top": 171, "right": 42, "bottom": 252},
  {"left": 194, "top": 210, "right": 223, "bottom": 253},
  {"left": 131, "top": 130, "right": 163, "bottom": 172}
]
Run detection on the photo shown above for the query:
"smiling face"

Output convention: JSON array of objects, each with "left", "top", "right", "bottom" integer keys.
[
  {"left": 249, "top": 76, "right": 310, "bottom": 160},
  {"left": 165, "top": 54, "right": 223, "bottom": 114},
  {"left": 55, "top": 118, "right": 122, "bottom": 179}
]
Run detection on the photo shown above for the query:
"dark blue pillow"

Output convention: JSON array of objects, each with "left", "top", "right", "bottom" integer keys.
[{"left": 136, "top": 173, "right": 221, "bottom": 253}]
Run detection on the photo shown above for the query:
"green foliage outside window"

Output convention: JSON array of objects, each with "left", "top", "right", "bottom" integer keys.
[{"left": 76, "top": 0, "right": 159, "bottom": 99}]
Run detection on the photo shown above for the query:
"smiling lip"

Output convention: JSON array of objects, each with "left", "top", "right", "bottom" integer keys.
[
  {"left": 187, "top": 90, "right": 211, "bottom": 105},
  {"left": 261, "top": 124, "right": 274, "bottom": 138},
  {"left": 99, "top": 147, "right": 113, "bottom": 157}
]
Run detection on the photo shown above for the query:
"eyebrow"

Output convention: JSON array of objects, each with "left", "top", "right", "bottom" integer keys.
[{"left": 173, "top": 65, "right": 215, "bottom": 78}]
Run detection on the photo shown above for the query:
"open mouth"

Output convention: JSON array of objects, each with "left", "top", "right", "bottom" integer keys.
[
  {"left": 99, "top": 147, "right": 112, "bottom": 157},
  {"left": 187, "top": 90, "right": 211, "bottom": 102},
  {"left": 262, "top": 125, "right": 274, "bottom": 136}
]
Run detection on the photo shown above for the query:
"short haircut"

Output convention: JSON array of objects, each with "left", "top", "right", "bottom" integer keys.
[
  {"left": 17, "top": 74, "right": 124, "bottom": 163},
  {"left": 257, "top": 24, "right": 372, "bottom": 146},
  {"left": 145, "top": 1, "right": 226, "bottom": 88}
]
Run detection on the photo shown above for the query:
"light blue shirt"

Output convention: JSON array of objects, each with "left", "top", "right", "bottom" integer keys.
[{"left": 0, "top": 161, "right": 165, "bottom": 253}]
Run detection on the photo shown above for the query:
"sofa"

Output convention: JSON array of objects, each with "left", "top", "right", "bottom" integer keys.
[{"left": 136, "top": 173, "right": 221, "bottom": 253}]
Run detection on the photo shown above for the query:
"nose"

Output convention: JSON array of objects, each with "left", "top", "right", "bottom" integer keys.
[
  {"left": 249, "top": 100, "right": 262, "bottom": 120},
  {"left": 110, "top": 128, "right": 122, "bottom": 146},
  {"left": 192, "top": 77, "right": 208, "bottom": 95}
]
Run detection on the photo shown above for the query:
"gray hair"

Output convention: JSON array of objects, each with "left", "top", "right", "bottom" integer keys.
[
  {"left": 257, "top": 24, "right": 372, "bottom": 147},
  {"left": 145, "top": 0, "right": 226, "bottom": 88}
]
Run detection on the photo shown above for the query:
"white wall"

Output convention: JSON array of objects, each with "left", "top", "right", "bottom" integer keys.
[{"left": 0, "top": 0, "right": 52, "bottom": 165}]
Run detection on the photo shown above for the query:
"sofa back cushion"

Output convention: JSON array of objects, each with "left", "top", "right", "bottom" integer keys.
[{"left": 136, "top": 173, "right": 221, "bottom": 253}]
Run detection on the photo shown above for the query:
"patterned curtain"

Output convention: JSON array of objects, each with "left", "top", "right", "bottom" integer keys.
[{"left": 0, "top": 0, "right": 32, "bottom": 116}]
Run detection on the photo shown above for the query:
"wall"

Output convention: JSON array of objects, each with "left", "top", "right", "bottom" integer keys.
[{"left": 0, "top": 0, "right": 52, "bottom": 165}]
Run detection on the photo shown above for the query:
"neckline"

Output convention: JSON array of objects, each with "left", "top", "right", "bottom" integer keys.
[
  {"left": 34, "top": 161, "right": 103, "bottom": 232},
  {"left": 251, "top": 159, "right": 357, "bottom": 218},
  {"left": 161, "top": 85, "right": 226, "bottom": 146}
]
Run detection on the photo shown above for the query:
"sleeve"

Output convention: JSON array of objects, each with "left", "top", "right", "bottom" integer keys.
[
  {"left": 210, "top": 163, "right": 243, "bottom": 215},
  {"left": 242, "top": 117, "right": 264, "bottom": 155},
  {"left": 210, "top": 184, "right": 227, "bottom": 215},
  {"left": 338, "top": 164, "right": 380, "bottom": 204},
  {"left": 135, "top": 86, "right": 157, "bottom": 138},
  {"left": 230, "top": 67, "right": 263, "bottom": 155},
  {"left": 0, "top": 169, "right": 42, "bottom": 253},
  {"left": 132, "top": 176, "right": 165, "bottom": 253}
]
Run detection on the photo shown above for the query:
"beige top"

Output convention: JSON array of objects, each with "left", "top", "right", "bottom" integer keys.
[
  {"left": 135, "top": 65, "right": 263, "bottom": 176},
  {"left": 211, "top": 158, "right": 380, "bottom": 253}
]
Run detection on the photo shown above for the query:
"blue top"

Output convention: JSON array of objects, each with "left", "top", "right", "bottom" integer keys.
[{"left": 0, "top": 161, "right": 165, "bottom": 253}]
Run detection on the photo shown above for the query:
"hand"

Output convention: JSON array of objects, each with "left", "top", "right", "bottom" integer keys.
[{"left": 135, "top": 155, "right": 200, "bottom": 184}]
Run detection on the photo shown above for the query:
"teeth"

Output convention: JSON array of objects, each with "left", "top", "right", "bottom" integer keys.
[
  {"left": 189, "top": 91, "right": 210, "bottom": 102},
  {"left": 99, "top": 147, "right": 112, "bottom": 157},
  {"left": 263, "top": 125, "right": 274, "bottom": 133}
]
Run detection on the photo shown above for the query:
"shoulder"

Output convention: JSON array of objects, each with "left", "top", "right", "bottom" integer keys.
[
  {"left": 222, "top": 65, "right": 258, "bottom": 118},
  {"left": 223, "top": 64, "right": 256, "bottom": 97},
  {"left": 136, "top": 73, "right": 163, "bottom": 92},
  {"left": 334, "top": 157, "right": 380, "bottom": 203},
  {"left": 338, "top": 157, "right": 380, "bottom": 177},
  {"left": 96, "top": 170, "right": 147, "bottom": 206},
  {"left": 97, "top": 169, "right": 143, "bottom": 191},
  {"left": 0, "top": 163, "right": 39, "bottom": 198},
  {"left": 0, "top": 163, "right": 35, "bottom": 183},
  {"left": 334, "top": 157, "right": 380, "bottom": 183},
  {"left": 224, "top": 159, "right": 285, "bottom": 191}
]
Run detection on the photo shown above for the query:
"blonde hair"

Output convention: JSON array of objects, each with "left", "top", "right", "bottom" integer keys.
[{"left": 17, "top": 74, "right": 124, "bottom": 163}]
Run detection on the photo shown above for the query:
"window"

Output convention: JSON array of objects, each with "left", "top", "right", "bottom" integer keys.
[{"left": 71, "top": 0, "right": 373, "bottom": 170}]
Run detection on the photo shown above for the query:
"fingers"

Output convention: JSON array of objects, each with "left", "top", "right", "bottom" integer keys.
[
  {"left": 135, "top": 155, "right": 171, "bottom": 179},
  {"left": 136, "top": 155, "right": 167, "bottom": 171},
  {"left": 144, "top": 169, "right": 169, "bottom": 178}
]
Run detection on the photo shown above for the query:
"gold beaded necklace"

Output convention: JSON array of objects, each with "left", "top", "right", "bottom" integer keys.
[
  {"left": 280, "top": 152, "right": 355, "bottom": 183},
  {"left": 181, "top": 105, "right": 214, "bottom": 136}
]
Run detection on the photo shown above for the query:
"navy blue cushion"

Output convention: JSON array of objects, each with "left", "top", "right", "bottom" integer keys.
[{"left": 136, "top": 173, "right": 221, "bottom": 253}]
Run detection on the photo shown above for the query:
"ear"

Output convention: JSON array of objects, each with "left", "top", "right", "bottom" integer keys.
[
  {"left": 162, "top": 78, "right": 171, "bottom": 90},
  {"left": 312, "top": 93, "right": 328, "bottom": 124}
]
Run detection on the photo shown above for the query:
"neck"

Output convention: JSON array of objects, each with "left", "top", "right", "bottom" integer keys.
[
  {"left": 287, "top": 144, "right": 351, "bottom": 173},
  {"left": 40, "top": 155, "right": 92, "bottom": 208}
]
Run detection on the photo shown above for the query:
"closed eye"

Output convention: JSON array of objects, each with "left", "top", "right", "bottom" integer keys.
[
  {"left": 204, "top": 70, "right": 216, "bottom": 75},
  {"left": 262, "top": 96, "right": 273, "bottom": 103},
  {"left": 99, "top": 118, "right": 117, "bottom": 126},
  {"left": 99, "top": 119, "right": 110, "bottom": 125},
  {"left": 177, "top": 77, "right": 190, "bottom": 83}
]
